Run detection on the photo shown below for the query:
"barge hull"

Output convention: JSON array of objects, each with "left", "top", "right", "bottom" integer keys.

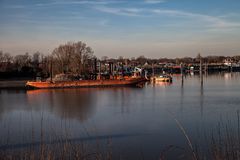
[{"left": 26, "top": 78, "right": 145, "bottom": 89}]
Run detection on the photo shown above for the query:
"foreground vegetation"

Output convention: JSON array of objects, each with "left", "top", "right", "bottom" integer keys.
[{"left": 1, "top": 112, "right": 240, "bottom": 160}]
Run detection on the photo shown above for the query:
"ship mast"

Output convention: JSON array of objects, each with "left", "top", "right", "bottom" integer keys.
[{"left": 50, "top": 56, "right": 53, "bottom": 82}]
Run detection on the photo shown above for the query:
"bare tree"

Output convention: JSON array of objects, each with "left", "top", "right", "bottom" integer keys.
[
  {"left": 3, "top": 53, "right": 12, "bottom": 63},
  {"left": 0, "top": 52, "right": 13, "bottom": 71},
  {"left": 52, "top": 42, "right": 75, "bottom": 73},
  {"left": 73, "top": 41, "right": 93, "bottom": 74},
  {"left": 52, "top": 41, "right": 94, "bottom": 75},
  {"left": 101, "top": 56, "right": 108, "bottom": 61},
  {"left": 136, "top": 55, "right": 147, "bottom": 65},
  {"left": 0, "top": 51, "right": 3, "bottom": 62},
  {"left": 33, "top": 51, "right": 41, "bottom": 64},
  {"left": 14, "top": 52, "right": 31, "bottom": 71}
]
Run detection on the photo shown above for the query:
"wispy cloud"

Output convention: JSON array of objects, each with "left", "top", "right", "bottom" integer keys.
[
  {"left": 95, "top": 6, "right": 143, "bottom": 17},
  {"left": 3, "top": 0, "right": 123, "bottom": 9},
  {"left": 18, "top": 0, "right": 162, "bottom": 9},
  {"left": 51, "top": 0, "right": 118, "bottom": 5},
  {"left": 34, "top": 0, "right": 123, "bottom": 7},
  {"left": 144, "top": 0, "right": 166, "bottom": 4},
  {"left": 152, "top": 9, "right": 240, "bottom": 29},
  {"left": 98, "top": 19, "right": 109, "bottom": 26},
  {"left": 94, "top": 5, "right": 240, "bottom": 30},
  {"left": 3, "top": 4, "right": 26, "bottom": 9}
]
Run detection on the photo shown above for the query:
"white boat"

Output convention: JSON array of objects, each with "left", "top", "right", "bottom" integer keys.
[{"left": 151, "top": 74, "right": 172, "bottom": 82}]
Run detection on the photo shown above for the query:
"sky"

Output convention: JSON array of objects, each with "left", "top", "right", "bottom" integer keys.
[{"left": 0, "top": 0, "right": 240, "bottom": 58}]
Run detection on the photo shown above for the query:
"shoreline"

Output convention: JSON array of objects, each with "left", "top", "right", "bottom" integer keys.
[{"left": 0, "top": 80, "right": 27, "bottom": 89}]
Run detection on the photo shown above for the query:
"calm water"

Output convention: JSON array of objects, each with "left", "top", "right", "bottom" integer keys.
[{"left": 0, "top": 73, "right": 240, "bottom": 159}]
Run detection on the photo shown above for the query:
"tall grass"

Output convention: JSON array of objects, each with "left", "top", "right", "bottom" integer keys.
[
  {"left": 0, "top": 112, "right": 113, "bottom": 160},
  {"left": 1, "top": 112, "right": 240, "bottom": 160},
  {"left": 0, "top": 136, "right": 113, "bottom": 160},
  {"left": 192, "top": 111, "right": 240, "bottom": 160},
  {"left": 206, "top": 111, "right": 240, "bottom": 160}
]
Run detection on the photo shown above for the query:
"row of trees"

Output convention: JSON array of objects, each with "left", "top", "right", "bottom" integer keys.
[
  {"left": 1, "top": 41, "right": 240, "bottom": 79},
  {"left": 100, "top": 55, "right": 240, "bottom": 66},
  {"left": 0, "top": 51, "right": 41, "bottom": 72},
  {"left": 0, "top": 41, "right": 95, "bottom": 79}
]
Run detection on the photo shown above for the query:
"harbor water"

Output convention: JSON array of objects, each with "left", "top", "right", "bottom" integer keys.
[{"left": 0, "top": 72, "right": 240, "bottom": 159}]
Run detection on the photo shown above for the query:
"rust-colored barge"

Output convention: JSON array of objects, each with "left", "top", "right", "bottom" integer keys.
[{"left": 26, "top": 77, "right": 145, "bottom": 89}]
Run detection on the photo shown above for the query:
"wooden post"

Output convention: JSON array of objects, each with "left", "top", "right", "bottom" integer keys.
[
  {"left": 109, "top": 62, "right": 112, "bottom": 75},
  {"left": 199, "top": 54, "right": 203, "bottom": 86},
  {"left": 93, "top": 58, "right": 97, "bottom": 80},
  {"left": 152, "top": 63, "right": 154, "bottom": 76},
  {"left": 181, "top": 63, "right": 184, "bottom": 86},
  {"left": 121, "top": 63, "right": 124, "bottom": 78},
  {"left": 98, "top": 61, "right": 101, "bottom": 80},
  {"left": 205, "top": 62, "right": 208, "bottom": 73},
  {"left": 94, "top": 58, "right": 97, "bottom": 74}
]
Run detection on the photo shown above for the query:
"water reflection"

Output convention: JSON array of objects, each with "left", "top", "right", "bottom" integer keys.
[
  {"left": 224, "top": 72, "right": 232, "bottom": 80},
  {"left": 0, "top": 89, "right": 96, "bottom": 122},
  {"left": 0, "top": 90, "right": 27, "bottom": 118},
  {"left": 200, "top": 82, "right": 204, "bottom": 116},
  {"left": 26, "top": 89, "right": 96, "bottom": 122},
  {"left": 153, "top": 81, "right": 172, "bottom": 86},
  {"left": 180, "top": 78, "right": 184, "bottom": 112}
]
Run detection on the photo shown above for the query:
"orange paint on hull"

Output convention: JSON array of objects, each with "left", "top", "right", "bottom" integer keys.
[{"left": 26, "top": 77, "right": 146, "bottom": 89}]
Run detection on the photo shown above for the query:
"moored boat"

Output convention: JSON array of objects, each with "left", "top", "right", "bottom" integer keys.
[
  {"left": 26, "top": 77, "right": 146, "bottom": 89},
  {"left": 151, "top": 74, "right": 172, "bottom": 83}
]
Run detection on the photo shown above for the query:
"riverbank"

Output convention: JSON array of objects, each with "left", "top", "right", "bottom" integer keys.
[{"left": 0, "top": 80, "right": 27, "bottom": 89}]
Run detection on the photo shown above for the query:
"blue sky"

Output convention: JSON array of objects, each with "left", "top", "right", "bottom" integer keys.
[{"left": 1, "top": 0, "right": 240, "bottom": 58}]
